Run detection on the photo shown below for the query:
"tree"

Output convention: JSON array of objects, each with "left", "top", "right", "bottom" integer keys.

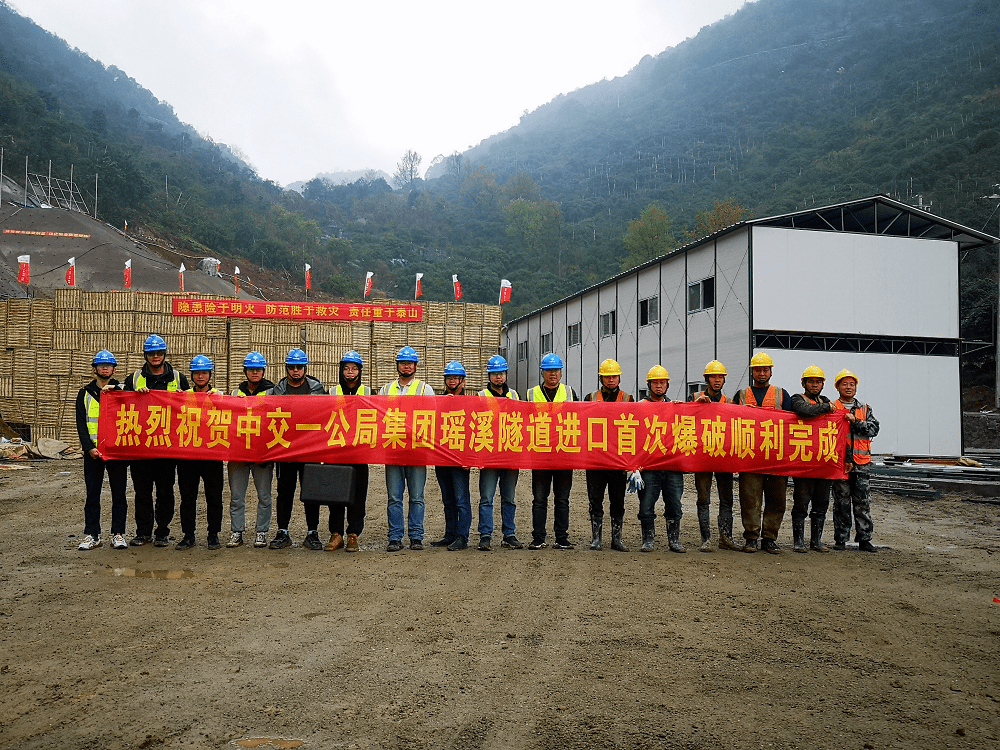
[
  {"left": 686, "top": 198, "right": 750, "bottom": 240},
  {"left": 393, "top": 149, "right": 422, "bottom": 188},
  {"left": 622, "top": 204, "right": 673, "bottom": 270}
]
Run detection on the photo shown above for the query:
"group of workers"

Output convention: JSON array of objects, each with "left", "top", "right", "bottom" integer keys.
[{"left": 75, "top": 337, "right": 880, "bottom": 556}]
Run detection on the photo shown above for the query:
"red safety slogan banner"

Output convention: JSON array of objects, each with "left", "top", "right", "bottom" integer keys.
[
  {"left": 172, "top": 298, "right": 423, "bottom": 322},
  {"left": 99, "top": 392, "right": 849, "bottom": 478}
]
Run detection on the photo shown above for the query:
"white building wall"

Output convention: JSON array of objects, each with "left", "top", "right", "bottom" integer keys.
[{"left": 716, "top": 229, "right": 753, "bottom": 390}]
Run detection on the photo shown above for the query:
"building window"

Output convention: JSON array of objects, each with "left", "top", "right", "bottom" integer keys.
[
  {"left": 639, "top": 296, "right": 659, "bottom": 327},
  {"left": 687, "top": 383, "right": 703, "bottom": 401},
  {"left": 540, "top": 332, "right": 552, "bottom": 354},
  {"left": 498, "top": 347, "right": 508, "bottom": 361},
  {"left": 517, "top": 340, "right": 528, "bottom": 362},
  {"left": 600, "top": 310, "right": 617, "bottom": 338},
  {"left": 567, "top": 322, "right": 581, "bottom": 347},
  {"left": 688, "top": 276, "right": 715, "bottom": 313}
]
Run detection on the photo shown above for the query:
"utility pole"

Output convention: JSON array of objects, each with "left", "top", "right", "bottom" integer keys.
[{"left": 983, "top": 186, "right": 1000, "bottom": 408}]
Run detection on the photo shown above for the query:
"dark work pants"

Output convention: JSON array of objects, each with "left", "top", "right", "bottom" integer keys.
[
  {"left": 83, "top": 454, "right": 128, "bottom": 537},
  {"left": 531, "top": 469, "right": 572, "bottom": 544},
  {"left": 791, "top": 477, "right": 832, "bottom": 523},
  {"left": 275, "top": 462, "right": 309, "bottom": 530},
  {"left": 132, "top": 458, "right": 177, "bottom": 538},
  {"left": 586, "top": 469, "right": 627, "bottom": 522},
  {"left": 177, "top": 459, "right": 224, "bottom": 536},
  {"left": 329, "top": 464, "right": 370, "bottom": 537}
]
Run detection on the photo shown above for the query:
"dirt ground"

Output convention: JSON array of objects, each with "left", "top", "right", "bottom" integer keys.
[{"left": 1, "top": 461, "right": 998, "bottom": 750}]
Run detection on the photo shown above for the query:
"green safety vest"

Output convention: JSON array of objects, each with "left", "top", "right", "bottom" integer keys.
[
  {"left": 332, "top": 384, "right": 370, "bottom": 395},
  {"left": 134, "top": 369, "right": 181, "bottom": 391},
  {"left": 529, "top": 384, "right": 568, "bottom": 402},
  {"left": 479, "top": 387, "right": 520, "bottom": 400},
  {"left": 387, "top": 379, "right": 424, "bottom": 396},
  {"left": 84, "top": 391, "right": 100, "bottom": 442}
]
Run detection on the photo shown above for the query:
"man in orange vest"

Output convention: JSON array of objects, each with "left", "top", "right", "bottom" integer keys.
[
  {"left": 831, "top": 370, "right": 880, "bottom": 553},
  {"left": 691, "top": 360, "right": 738, "bottom": 552},
  {"left": 732, "top": 352, "right": 793, "bottom": 554},
  {"left": 583, "top": 359, "right": 634, "bottom": 552},
  {"left": 789, "top": 365, "right": 837, "bottom": 553}
]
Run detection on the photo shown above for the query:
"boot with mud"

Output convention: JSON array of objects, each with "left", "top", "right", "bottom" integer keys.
[
  {"left": 809, "top": 517, "right": 830, "bottom": 552},
  {"left": 697, "top": 504, "right": 712, "bottom": 552},
  {"left": 666, "top": 520, "right": 686, "bottom": 553},
  {"left": 640, "top": 520, "right": 655, "bottom": 552},
  {"left": 792, "top": 518, "right": 808, "bottom": 553},
  {"left": 589, "top": 518, "right": 603, "bottom": 551},
  {"left": 610, "top": 517, "right": 628, "bottom": 552},
  {"left": 717, "top": 516, "right": 740, "bottom": 551}
]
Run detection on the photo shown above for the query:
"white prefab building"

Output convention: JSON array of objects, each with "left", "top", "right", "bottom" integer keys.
[{"left": 503, "top": 196, "right": 997, "bottom": 457}]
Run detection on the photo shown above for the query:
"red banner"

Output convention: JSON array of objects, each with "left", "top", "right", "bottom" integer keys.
[
  {"left": 172, "top": 298, "right": 424, "bottom": 322},
  {"left": 98, "top": 392, "right": 849, "bottom": 478}
]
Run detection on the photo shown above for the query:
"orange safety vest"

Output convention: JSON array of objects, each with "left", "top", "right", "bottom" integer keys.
[
  {"left": 589, "top": 389, "right": 631, "bottom": 403},
  {"left": 741, "top": 384, "right": 779, "bottom": 409},
  {"left": 695, "top": 391, "right": 730, "bottom": 404},
  {"left": 833, "top": 400, "right": 871, "bottom": 465}
]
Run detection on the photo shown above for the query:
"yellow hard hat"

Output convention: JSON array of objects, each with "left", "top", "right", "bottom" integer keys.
[
  {"left": 598, "top": 358, "right": 622, "bottom": 377},
  {"left": 834, "top": 369, "right": 858, "bottom": 386},
  {"left": 646, "top": 365, "right": 669, "bottom": 381},
  {"left": 704, "top": 360, "right": 727, "bottom": 376},
  {"left": 801, "top": 365, "right": 825, "bottom": 380},
  {"left": 750, "top": 352, "right": 774, "bottom": 368}
]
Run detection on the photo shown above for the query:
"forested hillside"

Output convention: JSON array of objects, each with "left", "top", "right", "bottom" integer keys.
[{"left": 2, "top": 0, "right": 999, "bottom": 376}]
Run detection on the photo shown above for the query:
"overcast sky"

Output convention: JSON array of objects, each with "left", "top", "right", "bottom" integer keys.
[{"left": 12, "top": 0, "right": 747, "bottom": 187}]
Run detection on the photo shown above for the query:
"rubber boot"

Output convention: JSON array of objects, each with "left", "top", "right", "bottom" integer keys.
[
  {"left": 666, "top": 520, "right": 686, "bottom": 553},
  {"left": 792, "top": 518, "right": 807, "bottom": 553},
  {"left": 697, "top": 504, "right": 712, "bottom": 552},
  {"left": 610, "top": 517, "right": 628, "bottom": 552},
  {"left": 590, "top": 519, "right": 603, "bottom": 551},
  {"left": 810, "top": 518, "right": 830, "bottom": 552},
  {"left": 639, "top": 520, "right": 655, "bottom": 552},
  {"left": 718, "top": 516, "right": 740, "bottom": 551}
]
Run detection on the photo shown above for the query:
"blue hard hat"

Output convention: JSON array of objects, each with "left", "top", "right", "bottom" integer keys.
[
  {"left": 396, "top": 346, "right": 419, "bottom": 363},
  {"left": 190, "top": 354, "right": 214, "bottom": 372},
  {"left": 143, "top": 334, "right": 167, "bottom": 353},
  {"left": 341, "top": 350, "right": 363, "bottom": 366},
  {"left": 243, "top": 351, "right": 267, "bottom": 369},
  {"left": 540, "top": 353, "right": 564, "bottom": 370},
  {"left": 486, "top": 354, "right": 508, "bottom": 373},
  {"left": 444, "top": 360, "right": 466, "bottom": 377},
  {"left": 285, "top": 348, "right": 309, "bottom": 366},
  {"left": 92, "top": 349, "right": 118, "bottom": 366}
]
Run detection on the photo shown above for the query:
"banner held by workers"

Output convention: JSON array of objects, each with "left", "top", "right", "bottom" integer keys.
[{"left": 99, "top": 391, "right": 849, "bottom": 478}]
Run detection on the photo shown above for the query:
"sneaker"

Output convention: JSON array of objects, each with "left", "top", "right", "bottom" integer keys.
[
  {"left": 858, "top": 540, "right": 878, "bottom": 553},
  {"left": 111, "top": 534, "right": 128, "bottom": 550},
  {"left": 409, "top": 539, "right": 424, "bottom": 551},
  {"left": 430, "top": 536, "right": 456, "bottom": 548},
  {"left": 269, "top": 530, "right": 292, "bottom": 549},
  {"left": 78, "top": 534, "right": 102, "bottom": 551},
  {"left": 387, "top": 539, "right": 403, "bottom": 552},
  {"left": 324, "top": 533, "right": 344, "bottom": 552},
  {"left": 760, "top": 538, "right": 781, "bottom": 555},
  {"left": 303, "top": 531, "right": 324, "bottom": 550},
  {"left": 207, "top": 533, "right": 221, "bottom": 550},
  {"left": 153, "top": 536, "right": 169, "bottom": 548},
  {"left": 527, "top": 539, "right": 547, "bottom": 550},
  {"left": 743, "top": 539, "right": 758, "bottom": 554},
  {"left": 345, "top": 533, "right": 360, "bottom": 553},
  {"left": 478, "top": 536, "right": 492, "bottom": 551},
  {"left": 176, "top": 534, "right": 196, "bottom": 550},
  {"left": 501, "top": 535, "right": 524, "bottom": 549},
  {"left": 129, "top": 535, "right": 152, "bottom": 547},
  {"left": 226, "top": 532, "right": 244, "bottom": 548},
  {"left": 553, "top": 540, "right": 575, "bottom": 550},
  {"left": 253, "top": 532, "right": 268, "bottom": 548},
  {"left": 447, "top": 536, "right": 468, "bottom": 551}
]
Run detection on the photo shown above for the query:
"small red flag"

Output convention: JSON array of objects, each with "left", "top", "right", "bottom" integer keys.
[
  {"left": 364, "top": 271, "right": 373, "bottom": 298},
  {"left": 16, "top": 255, "right": 29, "bottom": 284},
  {"left": 452, "top": 274, "right": 463, "bottom": 301},
  {"left": 234, "top": 265, "right": 241, "bottom": 294},
  {"left": 415, "top": 272, "right": 423, "bottom": 300},
  {"left": 305, "top": 263, "right": 312, "bottom": 290},
  {"left": 66, "top": 257, "right": 76, "bottom": 287},
  {"left": 124, "top": 259, "right": 132, "bottom": 289},
  {"left": 499, "top": 278, "right": 512, "bottom": 304},
  {"left": 179, "top": 263, "right": 186, "bottom": 291}
]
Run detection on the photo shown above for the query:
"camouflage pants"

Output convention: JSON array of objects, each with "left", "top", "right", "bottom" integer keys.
[{"left": 832, "top": 470, "right": 874, "bottom": 543}]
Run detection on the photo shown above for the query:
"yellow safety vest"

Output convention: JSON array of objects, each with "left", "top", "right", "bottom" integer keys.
[
  {"left": 529, "top": 384, "right": 568, "bottom": 402},
  {"left": 231, "top": 387, "right": 268, "bottom": 397},
  {"left": 387, "top": 379, "right": 424, "bottom": 396},
  {"left": 84, "top": 391, "right": 100, "bottom": 442},
  {"left": 134, "top": 369, "right": 181, "bottom": 391},
  {"left": 479, "top": 387, "right": 520, "bottom": 400},
  {"left": 333, "top": 384, "right": 370, "bottom": 395}
]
